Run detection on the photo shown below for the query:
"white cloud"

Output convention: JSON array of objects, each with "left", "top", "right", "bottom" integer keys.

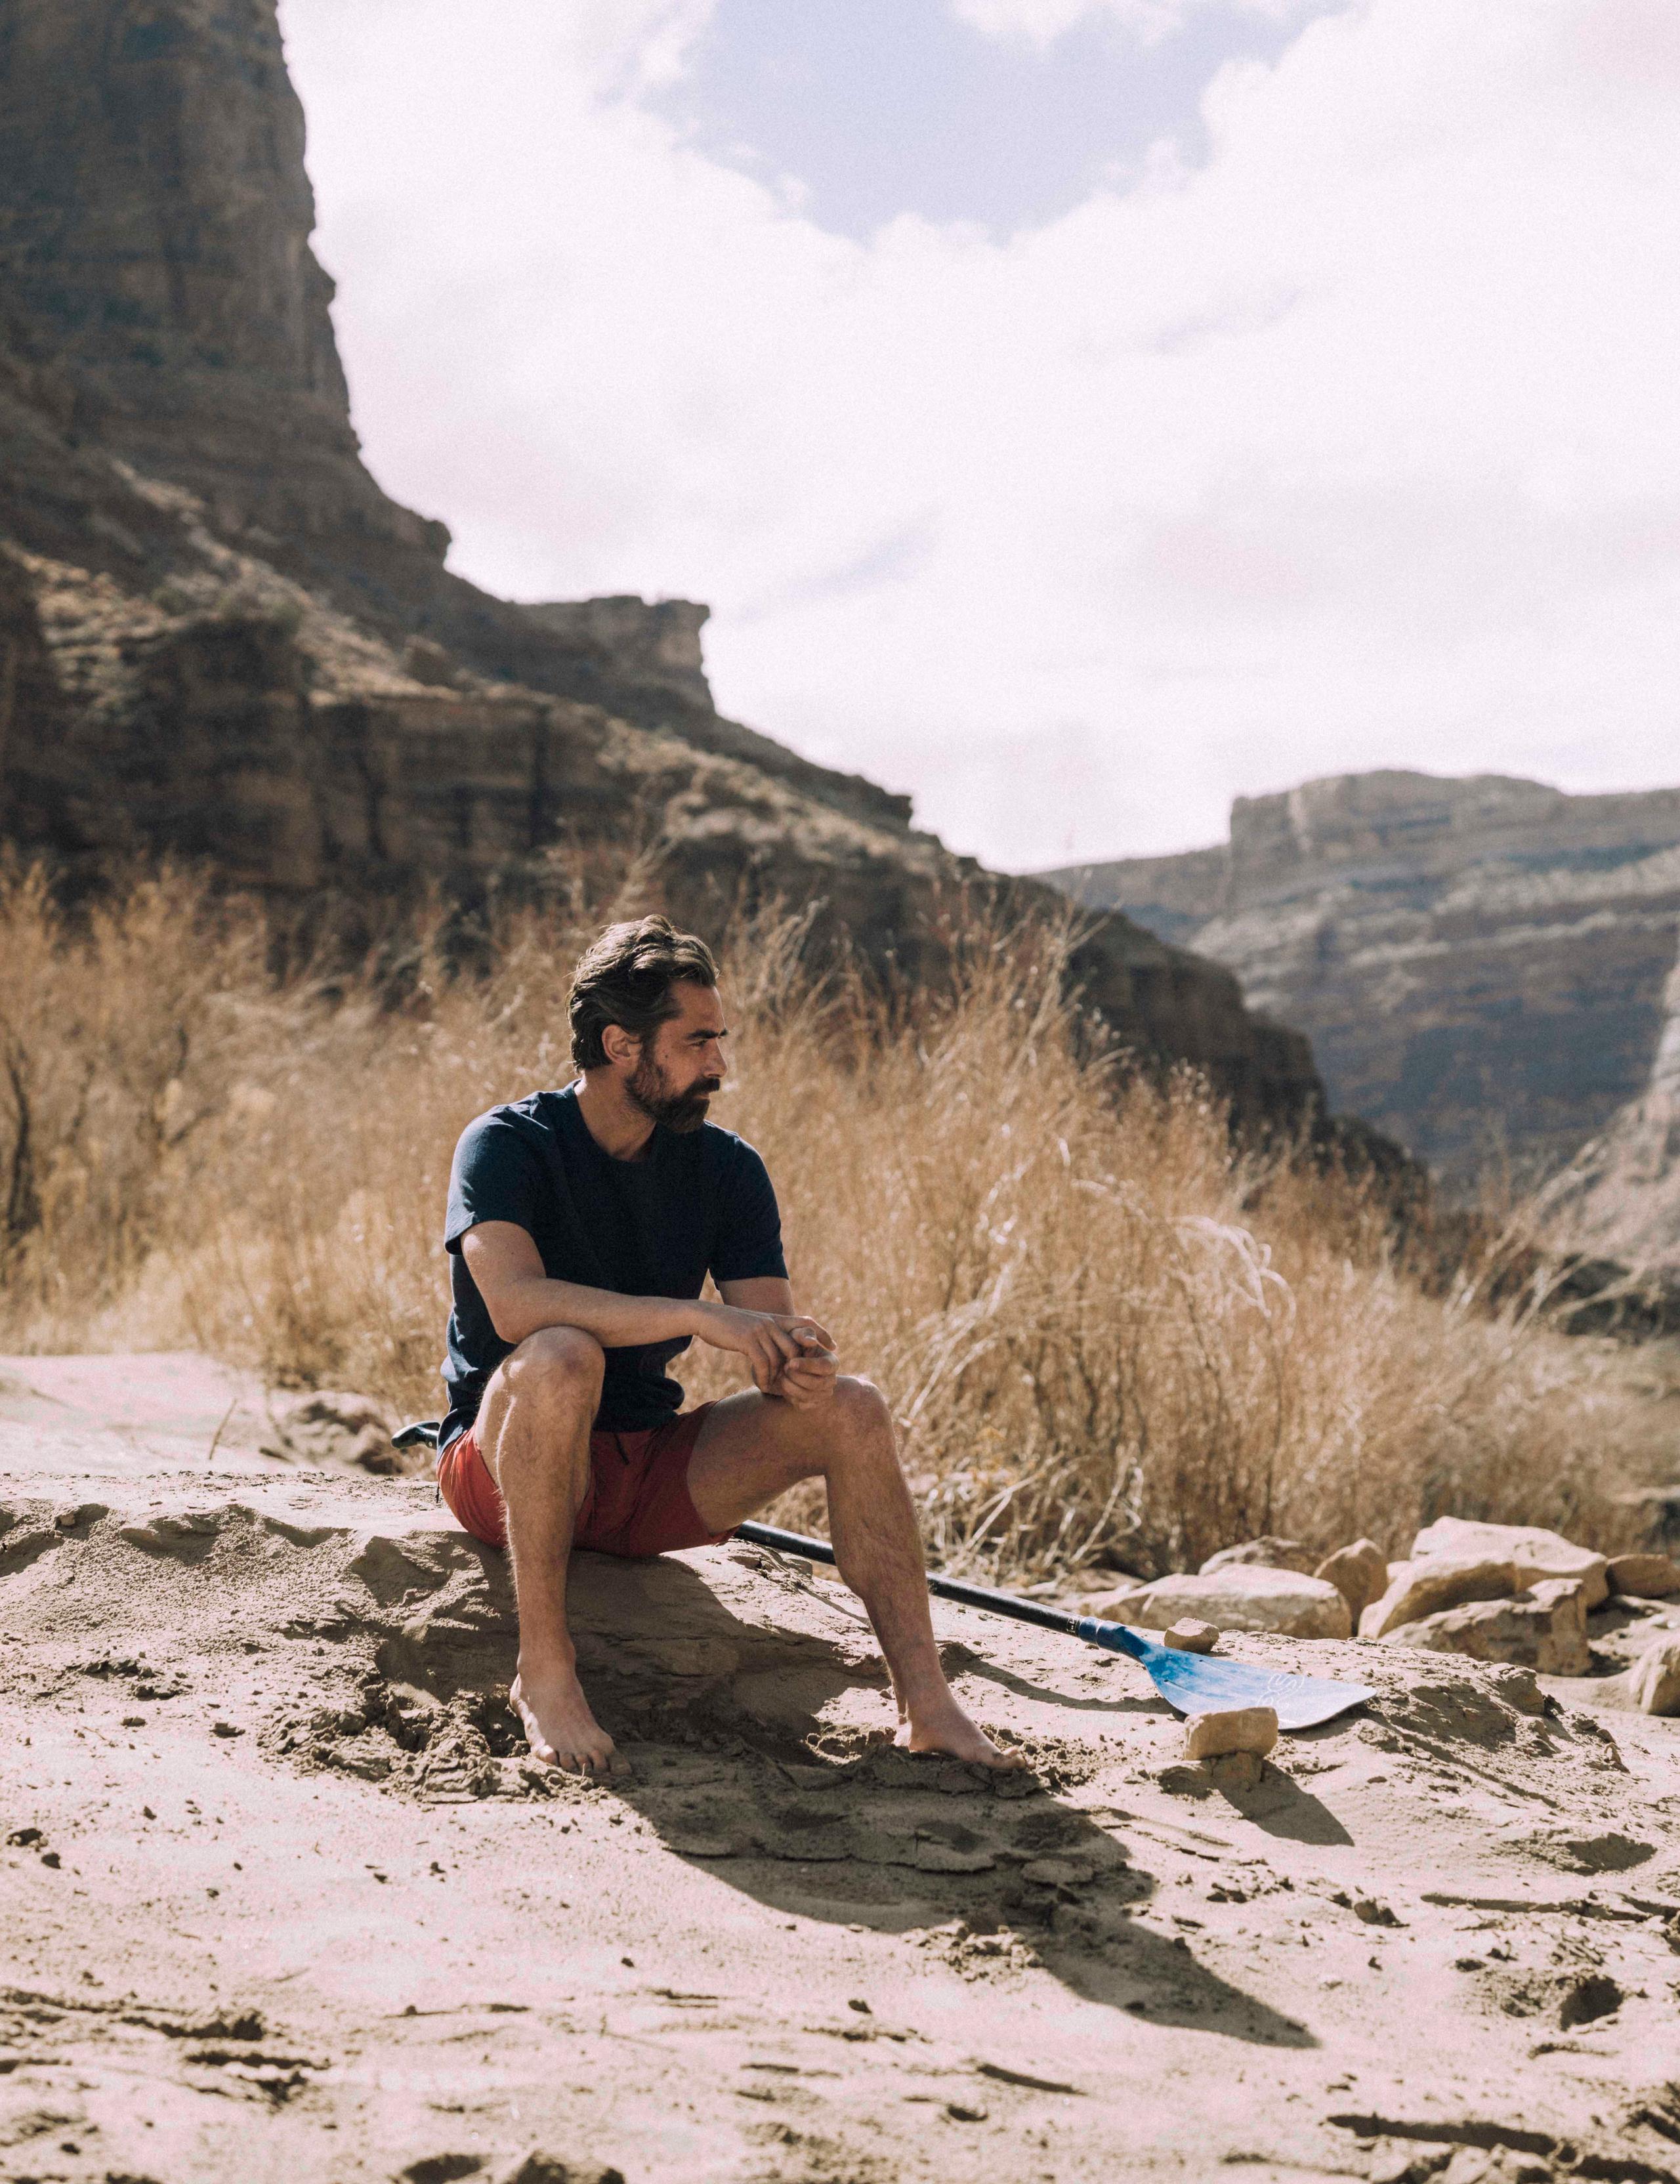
[
  {"left": 279, "top": 0, "right": 1680, "bottom": 870},
  {"left": 946, "top": 0, "right": 1313, "bottom": 49}
]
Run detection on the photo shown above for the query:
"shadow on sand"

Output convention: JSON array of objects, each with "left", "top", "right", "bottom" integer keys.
[{"left": 375, "top": 1544, "right": 1317, "bottom": 2049}]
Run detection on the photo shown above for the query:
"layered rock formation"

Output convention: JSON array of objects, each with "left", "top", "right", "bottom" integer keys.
[
  {"left": 0, "top": 0, "right": 1340, "bottom": 1135},
  {"left": 1536, "top": 939, "right": 1680, "bottom": 1268},
  {"left": 1045, "top": 771, "right": 1680, "bottom": 1188}
]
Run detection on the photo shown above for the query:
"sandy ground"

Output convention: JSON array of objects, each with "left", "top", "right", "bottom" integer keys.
[{"left": 4, "top": 1354, "right": 1680, "bottom": 2184}]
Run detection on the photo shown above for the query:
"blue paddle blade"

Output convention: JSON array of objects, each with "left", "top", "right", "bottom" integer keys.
[{"left": 1077, "top": 1618, "right": 1374, "bottom": 1732}]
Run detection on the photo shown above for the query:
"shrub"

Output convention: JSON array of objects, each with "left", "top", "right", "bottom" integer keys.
[{"left": 0, "top": 865, "right": 1653, "bottom": 1579}]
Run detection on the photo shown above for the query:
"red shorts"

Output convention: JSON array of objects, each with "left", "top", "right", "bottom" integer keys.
[{"left": 437, "top": 1404, "right": 730, "bottom": 1559}]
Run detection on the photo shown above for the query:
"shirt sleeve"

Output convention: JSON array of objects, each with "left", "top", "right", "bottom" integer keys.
[
  {"left": 711, "top": 1139, "right": 789, "bottom": 1284},
  {"left": 445, "top": 1110, "right": 546, "bottom": 1253}
]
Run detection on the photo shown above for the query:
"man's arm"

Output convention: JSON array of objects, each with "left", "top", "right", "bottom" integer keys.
[{"left": 461, "top": 1223, "right": 830, "bottom": 1393}]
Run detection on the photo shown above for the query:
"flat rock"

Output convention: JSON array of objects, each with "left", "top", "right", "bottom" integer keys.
[
  {"left": 1163, "top": 1618, "right": 1219, "bottom": 1653},
  {"left": 1119, "top": 1566, "right": 1351, "bottom": 1639},
  {"left": 1198, "top": 1536, "right": 1316, "bottom": 1576},
  {"left": 1608, "top": 1551, "right": 1680, "bottom": 1600},
  {"left": 1411, "top": 1517, "right": 1608, "bottom": 1608},
  {"left": 1360, "top": 1555, "right": 1519, "bottom": 1639},
  {"left": 1381, "top": 1580, "right": 1591, "bottom": 1675},
  {"left": 1630, "top": 1631, "right": 1680, "bottom": 1714},
  {"left": 1315, "top": 1538, "right": 1388, "bottom": 1622},
  {"left": 1183, "top": 1704, "right": 1278, "bottom": 1759}
]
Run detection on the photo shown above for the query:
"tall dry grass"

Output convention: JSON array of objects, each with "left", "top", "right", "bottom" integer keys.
[{"left": 0, "top": 864, "right": 1654, "bottom": 1580}]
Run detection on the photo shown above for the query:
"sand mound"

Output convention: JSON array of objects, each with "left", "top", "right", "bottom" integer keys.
[{"left": 6, "top": 1431, "right": 1680, "bottom": 2181}]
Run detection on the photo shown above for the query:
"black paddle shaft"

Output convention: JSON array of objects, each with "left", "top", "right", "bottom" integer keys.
[
  {"left": 390, "top": 1431, "right": 1093, "bottom": 1646},
  {"left": 735, "top": 1519, "right": 1087, "bottom": 1641}
]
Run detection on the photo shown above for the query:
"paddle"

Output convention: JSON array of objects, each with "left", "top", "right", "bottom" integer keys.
[
  {"left": 736, "top": 1520, "right": 1374, "bottom": 1732},
  {"left": 392, "top": 1423, "right": 1372, "bottom": 1732}
]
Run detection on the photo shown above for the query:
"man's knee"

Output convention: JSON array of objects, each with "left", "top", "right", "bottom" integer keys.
[
  {"left": 502, "top": 1326, "right": 605, "bottom": 1414},
  {"left": 831, "top": 1375, "right": 892, "bottom": 1441}
]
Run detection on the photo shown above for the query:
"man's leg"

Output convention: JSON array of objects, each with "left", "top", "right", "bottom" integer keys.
[
  {"left": 686, "top": 1380, "right": 1026, "bottom": 1769},
  {"left": 473, "top": 1326, "right": 622, "bottom": 1774}
]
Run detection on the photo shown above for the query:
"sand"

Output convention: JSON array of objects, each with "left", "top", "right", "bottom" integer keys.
[{"left": 4, "top": 1353, "right": 1680, "bottom": 2184}]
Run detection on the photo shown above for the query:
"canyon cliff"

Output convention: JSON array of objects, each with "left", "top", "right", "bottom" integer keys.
[
  {"left": 0, "top": 0, "right": 1347, "bottom": 1137},
  {"left": 1045, "top": 770, "right": 1680, "bottom": 1206}
]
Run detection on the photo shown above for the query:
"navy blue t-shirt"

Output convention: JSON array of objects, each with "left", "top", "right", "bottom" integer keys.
[{"left": 440, "top": 1083, "right": 788, "bottom": 1446}]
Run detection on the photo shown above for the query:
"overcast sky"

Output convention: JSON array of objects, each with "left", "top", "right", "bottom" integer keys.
[{"left": 276, "top": 0, "right": 1679, "bottom": 872}]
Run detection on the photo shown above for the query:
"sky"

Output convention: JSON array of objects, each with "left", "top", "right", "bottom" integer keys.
[{"left": 276, "top": 0, "right": 1680, "bottom": 872}]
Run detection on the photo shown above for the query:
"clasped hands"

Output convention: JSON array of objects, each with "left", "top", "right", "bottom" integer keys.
[{"left": 694, "top": 1301, "right": 839, "bottom": 1408}]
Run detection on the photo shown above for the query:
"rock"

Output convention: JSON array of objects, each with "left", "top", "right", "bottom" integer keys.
[
  {"left": 1117, "top": 1566, "right": 1351, "bottom": 1639},
  {"left": 1078, "top": 1586, "right": 1150, "bottom": 1620},
  {"left": 1381, "top": 1580, "right": 1591, "bottom": 1676},
  {"left": 0, "top": 0, "right": 1349, "bottom": 1140},
  {"left": 1359, "top": 1556, "right": 1520, "bottom": 1639},
  {"left": 1205, "top": 1750, "right": 1266, "bottom": 1793},
  {"left": 1183, "top": 1706, "right": 1278, "bottom": 1759},
  {"left": 1537, "top": 947, "right": 1680, "bottom": 1273},
  {"left": 1608, "top": 1551, "right": 1680, "bottom": 1600},
  {"left": 1630, "top": 1632, "right": 1680, "bottom": 1715},
  {"left": 1199, "top": 1537, "right": 1316, "bottom": 1576},
  {"left": 1314, "top": 1539, "right": 1389, "bottom": 1622},
  {"left": 1163, "top": 1619, "right": 1220, "bottom": 1653},
  {"left": 1486, "top": 1664, "right": 1547, "bottom": 1715},
  {"left": 1044, "top": 768, "right": 1680, "bottom": 1194},
  {"left": 1410, "top": 1518, "right": 1608, "bottom": 1608}
]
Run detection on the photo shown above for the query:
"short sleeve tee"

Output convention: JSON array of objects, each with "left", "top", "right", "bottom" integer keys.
[{"left": 439, "top": 1083, "right": 787, "bottom": 1445}]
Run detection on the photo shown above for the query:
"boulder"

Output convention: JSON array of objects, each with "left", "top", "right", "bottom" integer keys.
[
  {"left": 1629, "top": 1633, "right": 1680, "bottom": 1715},
  {"left": 1360, "top": 1556, "right": 1519, "bottom": 1639},
  {"left": 1199, "top": 1537, "right": 1317, "bottom": 1576},
  {"left": 1078, "top": 1584, "right": 1150, "bottom": 1620},
  {"left": 1183, "top": 1705, "right": 1278, "bottom": 1760},
  {"left": 1118, "top": 1566, "right": 1351, "bottom": 1639},
  {"left": 1315, "top": 1539, "right": 1388, "bottom": 1623},
  {"left": 1164, "top": 1619, "right": 1220, "bottom": 1654},
  {"left": 1411, "top": 1517, "right": 1608, "bottom": 1608},
  {"left": 1381, "top": 1578, "right": 1591, "bottom": 1676},
  {"left": 1608, "top": 1552, "right": 1680, "bottom": 1601}
]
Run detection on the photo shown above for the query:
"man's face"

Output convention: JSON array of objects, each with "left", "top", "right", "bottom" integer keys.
[{"left": 625, "top": 979, "right": 728, "bottom": 1133}]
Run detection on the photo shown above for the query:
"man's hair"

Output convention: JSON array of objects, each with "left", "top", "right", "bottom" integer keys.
[{"left": 568, "top": 915, "right": 719, "bottom": 1070}]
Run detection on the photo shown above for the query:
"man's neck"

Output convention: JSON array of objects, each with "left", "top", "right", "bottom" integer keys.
[{"left": 574, "top": 1070, "right": 656, "bottom": 1162}]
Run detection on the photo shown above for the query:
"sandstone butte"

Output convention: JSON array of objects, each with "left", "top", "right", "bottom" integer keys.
[
  {"left": 0, "top": 0, "right": 1398, "bottom": 1156},
  {"left": 1043, "top": 767, "right": 1680, "bottom": 1256}
]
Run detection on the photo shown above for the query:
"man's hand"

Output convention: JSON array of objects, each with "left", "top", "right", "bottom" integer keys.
[
  {"left": 772, "top": 1329, "right": 839, "bottom": 1410},
  {"left": 693, "top": 1301, "right": 836, "bottom": 1397}
]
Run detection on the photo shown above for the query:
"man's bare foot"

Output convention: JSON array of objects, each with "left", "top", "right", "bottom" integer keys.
[
  {"left": 895, "top": 1699, "right": 1028, "bottom": 1771},
  {"left": 511, "top": 1664, "right": 623, "bottom": 1774}
]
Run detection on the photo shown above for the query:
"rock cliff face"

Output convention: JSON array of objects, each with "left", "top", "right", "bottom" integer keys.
[
  {"left": 0, "top": 0, "right": 1338, "bottom": 1137},
  {"left": 1044, "top": 770, "right": 1680, "bottom": 1186},
  {"left": 1536, "top": 940, "right": 1680, "bottom": 1269}
]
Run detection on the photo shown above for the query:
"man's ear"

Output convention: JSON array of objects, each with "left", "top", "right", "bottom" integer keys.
[{"left": 600, "top": 1022, "right": 641, "bottom": 1070}]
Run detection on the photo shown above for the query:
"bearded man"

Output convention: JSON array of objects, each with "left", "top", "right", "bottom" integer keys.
[{"left": 437, "top": 914, "right": 1021, "bottom": 1775}]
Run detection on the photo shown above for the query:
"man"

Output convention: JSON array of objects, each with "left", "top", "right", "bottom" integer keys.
[{"left": 438, "top": 914, "right": 1022, "bottom": 1776}]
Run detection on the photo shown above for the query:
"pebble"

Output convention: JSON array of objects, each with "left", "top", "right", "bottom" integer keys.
[{"left": 1163, "top": 1619, "right": 1219, "bottom": 1653}]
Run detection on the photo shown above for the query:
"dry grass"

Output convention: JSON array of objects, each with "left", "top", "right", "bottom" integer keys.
[{"left": 0, "top": 864, "right": 1658, "bottom": 1581}]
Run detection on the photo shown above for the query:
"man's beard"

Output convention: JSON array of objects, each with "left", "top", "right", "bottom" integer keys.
[{"left": 628, "top": 1055, "right": 721, "bottom": 1135}]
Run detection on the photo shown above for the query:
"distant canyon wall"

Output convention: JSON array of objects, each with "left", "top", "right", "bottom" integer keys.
[{"left": 1044, "top": 770, "right": 1680, "bottom": 1197}]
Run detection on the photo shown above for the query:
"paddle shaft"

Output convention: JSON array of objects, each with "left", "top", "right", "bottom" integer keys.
[
  {"left": 396, "top": 1433, "right": 1101, "bottom": 1645},
  {"left": 734, "top": 1519, "right": 1089, "bottom": 1640}
]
